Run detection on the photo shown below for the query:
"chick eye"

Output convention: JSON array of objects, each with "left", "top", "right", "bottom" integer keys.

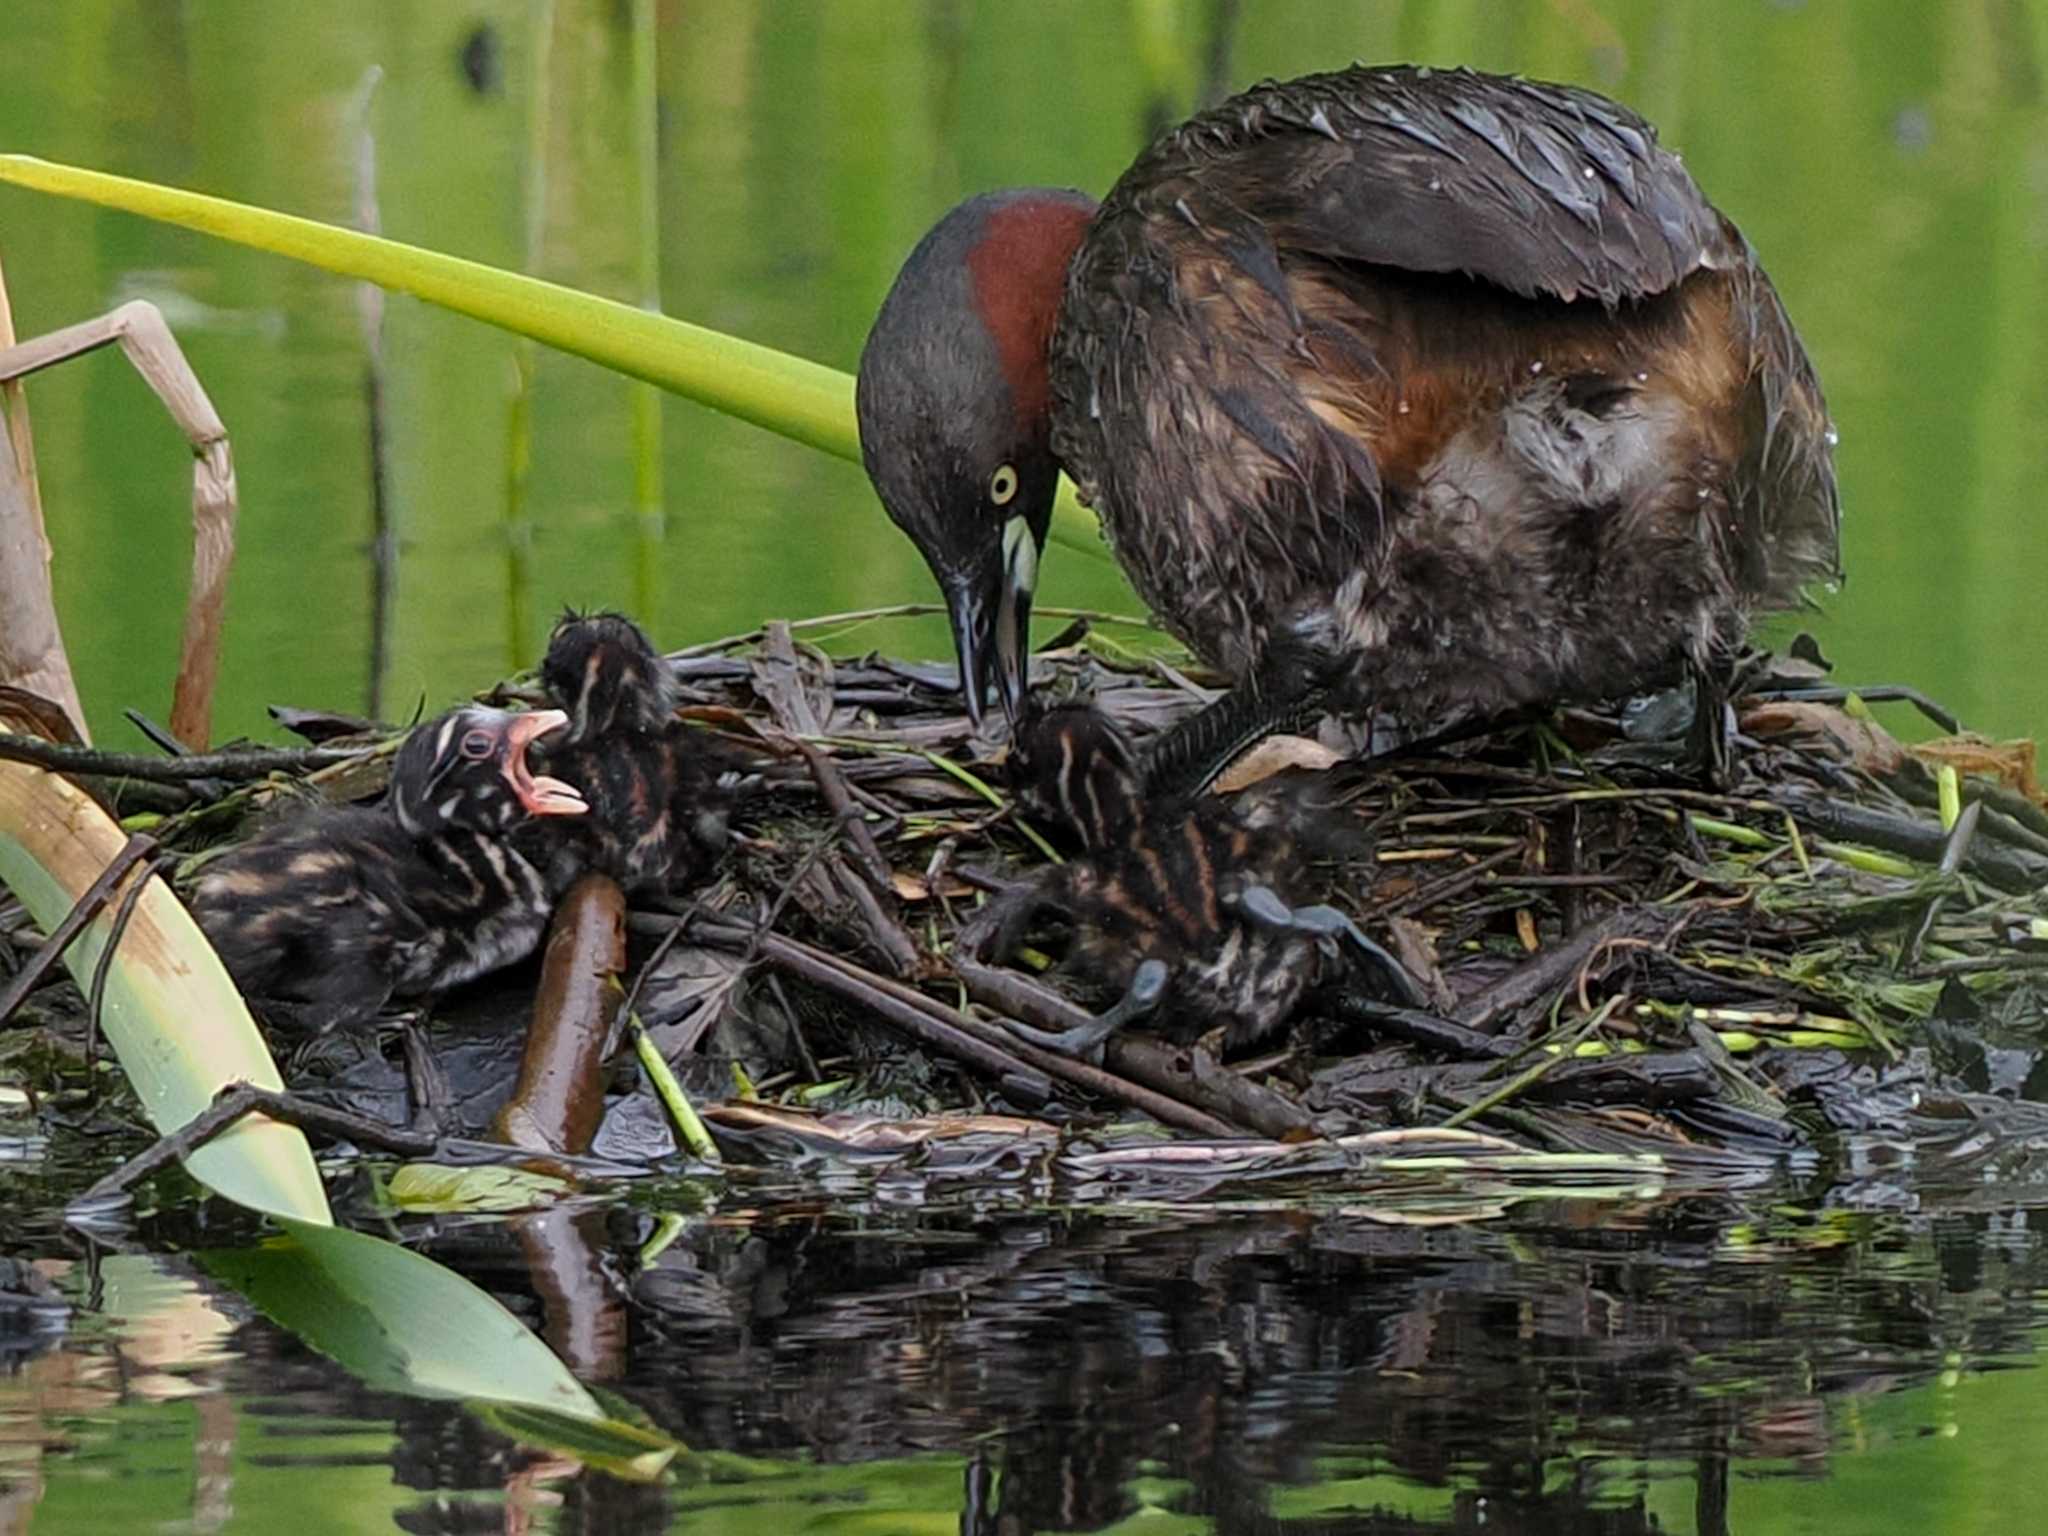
[
  {"left": 989, "top": 463, "right": 1019, "bottom": 506},
  {"left": 459, "top": 729, "right": 495, "bottom": 760}
]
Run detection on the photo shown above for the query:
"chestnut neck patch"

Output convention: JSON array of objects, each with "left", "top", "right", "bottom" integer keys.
[{"left": 965, "top": 194, "right": 1095, "bottom": 434}]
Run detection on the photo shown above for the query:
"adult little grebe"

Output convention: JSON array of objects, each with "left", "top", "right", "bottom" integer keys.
[{"left": 857, "top": 65, "right": 1840, "bottom": 787}]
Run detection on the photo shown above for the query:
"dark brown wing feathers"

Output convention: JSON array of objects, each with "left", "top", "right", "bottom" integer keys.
[
  {"left": 1049, "top": 64, "right": 1840, "bottom": 705},
  {"left": 1162, "top": 67, "right": 1731, "bottom": 304}
]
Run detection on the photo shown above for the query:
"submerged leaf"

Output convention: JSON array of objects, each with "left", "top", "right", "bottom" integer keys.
[
  {"left": 200, "top": 1217, "right": 605, "bottom": 1422},
  {"left": 468, "top": 1401, "right": 680, "bottom": 1484},
  {"left": 384, "top": 1163, "right": 573, "bottom": 1213}
]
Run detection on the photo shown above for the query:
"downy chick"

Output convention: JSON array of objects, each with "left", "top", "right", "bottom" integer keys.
[
  {"left": 531, "top": 610, "right": 744, "bottom": 898},
  {"left": 190, "top": 705, "right": 587, "bottom": 1035},
  {"left": 987, "top": 702, "right": 1423, "bottom": 1055}
]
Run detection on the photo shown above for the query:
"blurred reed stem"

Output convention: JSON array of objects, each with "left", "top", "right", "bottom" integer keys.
[
  {"left": 629, "top": 0, "right": 665, "bottom": 627},
  {"left": 503, "top": 0, "right": 558, "bottom": 671}
]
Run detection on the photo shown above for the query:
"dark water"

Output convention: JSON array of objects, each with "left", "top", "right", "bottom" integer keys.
[
  {"left": 8, "top": 1164, "right": 2048, "bottom": 1532},
  {"left": 6, "top": 1, "right": 2048, "bottom": 1529}
]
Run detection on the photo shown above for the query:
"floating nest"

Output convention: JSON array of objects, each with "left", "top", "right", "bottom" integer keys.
[{"left": 8, "top": 611, "right": 2048, "bottom": 1197}]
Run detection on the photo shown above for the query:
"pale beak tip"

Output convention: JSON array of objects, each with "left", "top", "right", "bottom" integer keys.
[{"left": 523, "top": 773, "right": 590, "bottom": 817}]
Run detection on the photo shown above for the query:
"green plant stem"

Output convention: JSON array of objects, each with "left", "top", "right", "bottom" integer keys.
[{"left": 630, "top": 1010, "right": 719, "bottom": 1163}]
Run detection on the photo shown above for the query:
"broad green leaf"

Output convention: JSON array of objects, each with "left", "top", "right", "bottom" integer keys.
[
  {"left": 385, "top": 1161, "right": 573, "bottom": 1213},
  {"left": 470, "top": 1402, "right": 681, "bottom": 1484},
  {"left": 257, "top": 1217, "right": 597, "bottom": 1414},
  {"left": 0, "top": 155, "right": 851, "bottom": 459},
  {"left": 0, "top": 744, "right": 630, "bottom": 1463},
  {"left": 0, "top": 757, "right": 329, "bottom": 1223}
]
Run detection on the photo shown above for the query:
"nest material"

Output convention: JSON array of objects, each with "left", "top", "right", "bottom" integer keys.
[
  {"left": 29, "top": 615, "right": 2048, "bottom": 1177},
  {"left": 547, "top": 621, "right": 2048, "bottom": 1170}
]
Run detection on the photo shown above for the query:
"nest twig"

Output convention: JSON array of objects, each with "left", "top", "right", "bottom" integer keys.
[{"left": 20, "top": 622, "right": 2048, "bottom": 1175}]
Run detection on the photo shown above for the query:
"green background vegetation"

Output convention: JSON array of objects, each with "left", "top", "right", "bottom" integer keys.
[{"left": 0, "top": 0, "right": 2043, "bottom": 747}]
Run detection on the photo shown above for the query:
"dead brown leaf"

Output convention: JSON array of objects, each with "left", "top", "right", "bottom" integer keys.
[
  {"left": 1912, "top": 733, "right": 2045, "bottom": 806},
  {"left": 748, "top": 622, "right": 836, "bottom": 737},
  {"left": 0, "top": 683, "right": 84, "bottom": 744},
  {"left": 1386, "top": 914, "right": 1455, "bottom": 1013},
  {"left": 1212, "top": 733, "right": 1342, "bottom": 793},
  {"left": 891, "top": 870, "right": 975, "bottom": 902},
  {"left": 1740, "top": 700, "right": 1908, "bottom": 778}
]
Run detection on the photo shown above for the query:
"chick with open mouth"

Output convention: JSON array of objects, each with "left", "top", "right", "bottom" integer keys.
[{"left": 190, "top": 704, "right": 588, "bottom": 1037}]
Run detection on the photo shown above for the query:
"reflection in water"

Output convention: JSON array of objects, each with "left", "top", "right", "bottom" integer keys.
[
  {"left": 606, "top": 1194, "right": 2048, "bottom": 1531},
  {"left": 17, "top": 1181, "right": 2048, "bottom": 1532}
]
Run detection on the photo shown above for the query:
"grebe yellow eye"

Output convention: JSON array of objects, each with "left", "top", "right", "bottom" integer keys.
[{"left": 990, "top": 464, "right": 1019, "bottom": 506}]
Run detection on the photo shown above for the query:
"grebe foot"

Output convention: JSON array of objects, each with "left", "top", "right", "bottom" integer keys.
[
  {"left": 1233, "top": 885, "right": 1429, "bottom": 1009},
  {"left": 1001, "top": 957, "right": 1169, "bottom": 1060}
]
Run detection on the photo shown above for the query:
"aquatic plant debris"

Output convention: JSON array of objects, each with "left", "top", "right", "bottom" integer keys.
[{"left": 7, "top": 614, "right": 2048, "bottom": 1207}]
